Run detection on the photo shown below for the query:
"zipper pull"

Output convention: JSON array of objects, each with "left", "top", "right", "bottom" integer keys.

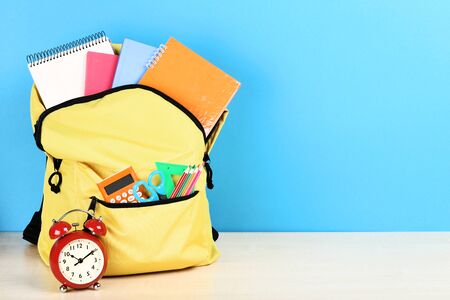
[
  {"left": 203, "top": 153, "right": 214, "bottom": 189},
  {"left": 88, "top": 196, "right": 99, "bottom": 215},
  {"left": 48, "top": 158, "right": 63, "bottom": 194}
]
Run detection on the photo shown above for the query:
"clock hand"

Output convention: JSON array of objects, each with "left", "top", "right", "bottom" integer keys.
[
  {"left": 74, "top": 249, "right": 98, "bottom": 266},
  {"left": 70, "top": 254, "right": 80, "bottom": 260},
  {"left": 81, "top": 249, "right": 98, "bottom": 261}
]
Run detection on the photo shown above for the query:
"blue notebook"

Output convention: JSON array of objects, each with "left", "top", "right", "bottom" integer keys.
[{"left": 112, "top": 38, "right": 157, "bottom": 87}]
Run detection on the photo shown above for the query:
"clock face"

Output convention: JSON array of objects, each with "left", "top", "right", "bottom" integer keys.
[{"left": 58, "top": 238, "right": 105, "bottom": 285}]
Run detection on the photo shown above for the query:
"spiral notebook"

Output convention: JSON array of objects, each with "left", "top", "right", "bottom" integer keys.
[
  {"left": 26, "top": 31, "right": 114, "bottom": 108},
  {"left": 139, "top": 37, "right": 240, "bottom": 136}
]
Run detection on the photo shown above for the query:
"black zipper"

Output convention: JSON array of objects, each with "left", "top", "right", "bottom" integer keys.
[
  {"left": 90, "top": 190, "right": 199, "bottom": 209},
  {"left": 33, "top": 84, "right": 207, "bottom": 151}
]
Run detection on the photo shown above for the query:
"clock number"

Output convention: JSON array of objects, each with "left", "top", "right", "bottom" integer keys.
[
  {"left": 91, "top": 265, "right": 95, "bottom": 270},
  {"left": 77, "top": 243, "right": 82, "bottom": 249},
  {"left": 79, "top": 274, "right": 82, "bottom": 278},
  {"left": 94, "top": 258, "right": 98, "bottom": 263},
  {"left": 70, "top": 245, "right": 75, "bottom": 250},
  {"left": 71, "top": 272, "right": 74, "bottom": 277},
  {"left": 62, "top": 259, "right": 66, "bottom": 264},
  {"left": 64, "top": 252, "right": 70, "bottom": 257},
  {"left": 87, "top": 271, "right": 90, "bottom": 276},
  {"left": 66, "top": 266, "right": 69, "bottom": 271}
]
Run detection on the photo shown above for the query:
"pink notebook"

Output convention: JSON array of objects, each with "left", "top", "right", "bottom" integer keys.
[{"left": 85, "top": 52, "right": 119, "bottom": 96}]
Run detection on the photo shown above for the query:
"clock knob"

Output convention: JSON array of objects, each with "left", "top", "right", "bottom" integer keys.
[
  {"left": 84, "top": 218, "right": 107, "bottom": 236},
  {"left": 49, "top": 220, "right": 72, "bottom": 239}
]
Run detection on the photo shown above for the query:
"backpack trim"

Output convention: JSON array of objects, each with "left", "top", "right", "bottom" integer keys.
[{"left": 90, "top": 191, "right": 199, "bottom": 208}]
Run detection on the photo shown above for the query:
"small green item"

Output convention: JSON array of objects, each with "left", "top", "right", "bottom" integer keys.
[{"left": 155, "top": 162, "right": 188, "bottom": 197}]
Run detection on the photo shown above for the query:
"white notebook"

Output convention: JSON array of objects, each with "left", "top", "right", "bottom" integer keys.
[{"left": 27, "top": 31, "right": 115, "bottom": 108}]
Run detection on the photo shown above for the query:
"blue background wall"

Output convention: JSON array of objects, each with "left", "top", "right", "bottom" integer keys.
[{"left": 1, "top": 1, "right": 449, "bottom": 231}]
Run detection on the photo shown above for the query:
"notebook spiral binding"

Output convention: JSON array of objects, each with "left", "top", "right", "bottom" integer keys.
[
  {"left": 145, "top": 44, "right": 167, "bottom": 69},
  {"left": 26, "top": 31, "right": 108, "bottom": 67}
]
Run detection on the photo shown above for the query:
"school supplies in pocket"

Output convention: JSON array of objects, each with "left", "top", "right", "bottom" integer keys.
[
  {"left": 132, "top": 170, "right": 166, "bottom": 202},
  {"left": 170, "top": 164, "right": 204, "bottom": 198},
  {"left": 186, "top": 164, "right": 203, "bottom": 195},
  {"left": 154, "top": 162, "right": 189, "bottom": 196},
  {"left": 96, "top": 167, "right": 141, "bottom": 203}
]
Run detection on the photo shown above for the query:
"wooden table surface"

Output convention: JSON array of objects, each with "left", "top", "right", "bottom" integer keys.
[{"left": 1, "top": 232, "right": 450, "bottom": 299}]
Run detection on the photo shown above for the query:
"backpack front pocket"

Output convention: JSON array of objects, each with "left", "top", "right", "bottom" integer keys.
[{"left": 89, "top": 191, "right": 219, "bottom": 276}]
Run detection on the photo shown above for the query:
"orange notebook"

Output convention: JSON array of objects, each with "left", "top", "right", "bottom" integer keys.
[{"left": 139, "top": 38, "right": 240, "bottom": 136}]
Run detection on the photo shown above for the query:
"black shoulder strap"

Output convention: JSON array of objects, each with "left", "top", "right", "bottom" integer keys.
[
  {"left": 23, "top": 196, "right": 43, "bottom": 245},
  {"left": 212, "top": 227, "right": 219, "bottom": 241}
]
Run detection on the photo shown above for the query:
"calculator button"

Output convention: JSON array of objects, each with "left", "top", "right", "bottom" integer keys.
[
  {"left": 137, "top": 192, "right": 142, "bottom": 197},
  {"left": 128, "top": 196, "right": 135, "bottom": 201},
  {"left": 120, "top": 199, "right": 127, "bottom": 203},
  {"left": 110, "top": 199, "right": 115, "bottom": 203},
  {"left": 116, "top": 195, "right": 122, "bottom": 201},
  {"left": 122, "top": 192, "right": 128, "bottom": 198},
  {"left": 128, "top": 189, "right": 133, "bottom": 195}
]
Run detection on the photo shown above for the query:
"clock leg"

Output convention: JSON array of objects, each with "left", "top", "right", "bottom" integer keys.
[
  {"left": 93, "top": 282, "right": 101, "bottom": 290},
  {"left": 59, "top": 285, "right": 68, "bottom": 293}
]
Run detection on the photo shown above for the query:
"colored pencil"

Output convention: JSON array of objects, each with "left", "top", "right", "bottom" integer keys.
[
  {"left": 177, "top": 166, "right": 196, "bottom": 197},
  {"left": 170, "top": 166, "right": 190, "bottom": 198},
  {"left": 181, "top": 165, "right": 198, "bottom": 196},
  {"left": 183, "top": 165, "right": 199, "bottom": 196},
  {"left": 184, "top": 165, "right": 203, "bottom": 196}
]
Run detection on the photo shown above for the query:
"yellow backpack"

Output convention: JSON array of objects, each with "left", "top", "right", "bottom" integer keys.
[{"left": 23, "top": 52, "right": 228, "bottom": 275}]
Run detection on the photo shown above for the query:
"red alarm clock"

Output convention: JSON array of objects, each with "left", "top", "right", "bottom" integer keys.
[{"left": 48, "top": 209, "right": 108, "bottom": 293}]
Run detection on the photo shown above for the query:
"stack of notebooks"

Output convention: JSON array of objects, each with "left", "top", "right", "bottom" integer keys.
[{"left": 26, "top": 31, "right": 240, "bottom": 136}]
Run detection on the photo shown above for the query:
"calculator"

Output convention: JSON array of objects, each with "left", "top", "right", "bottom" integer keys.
[{"left": 97, "top": 167, "right": 144, "bottom": 203}]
